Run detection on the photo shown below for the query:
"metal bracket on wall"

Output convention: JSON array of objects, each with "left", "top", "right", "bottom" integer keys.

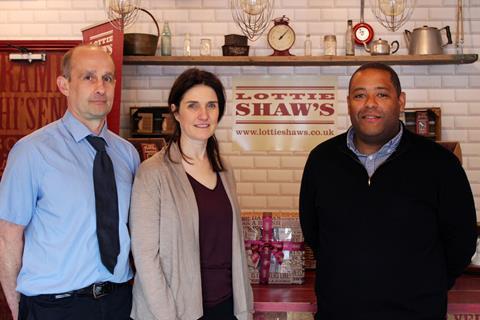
[{"left": 9, "top": 52, "right": 47, "bottom": 63}]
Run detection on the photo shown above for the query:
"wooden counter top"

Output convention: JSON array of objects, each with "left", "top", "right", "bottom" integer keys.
[
  {"left": 253, "top": 270, "right": 480, "bottom": 315},
  {"left": 2, "top": 270, "right": 479, "bottom": 319},
  {"left": 253, "top": 271, "right": 316, "bottom": 313}
]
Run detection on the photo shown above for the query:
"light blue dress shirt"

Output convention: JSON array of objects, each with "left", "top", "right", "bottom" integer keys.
[
  {"left": 0, "top": 111, "right": 140, "bottom": 295},
  {"left": 346, "top": 123, "right": 403, "bottom": 177}
]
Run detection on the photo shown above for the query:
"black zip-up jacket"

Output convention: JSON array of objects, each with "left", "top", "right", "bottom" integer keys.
[{"left": 299, "top": 128, "right": 477, "bottom": 320}]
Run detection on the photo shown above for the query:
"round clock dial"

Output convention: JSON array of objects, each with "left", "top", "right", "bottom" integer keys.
[
  {"left": 353, "top": 23, "right": 374, "bottom": 45},
  {"left": 268, "top": 24, "right": 295, "bottom": 52},
  {"left": 355, "top": 26, "right": 371, "bottom": 42}
]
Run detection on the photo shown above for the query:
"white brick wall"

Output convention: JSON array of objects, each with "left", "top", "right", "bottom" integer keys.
[{"left": 1, "top": 0, "right": 480, "bottom": 218}]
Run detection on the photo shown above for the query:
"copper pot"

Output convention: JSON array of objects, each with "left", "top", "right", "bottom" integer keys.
[{"left": 123, "top": 8, "right": 160, "bottom": 56}]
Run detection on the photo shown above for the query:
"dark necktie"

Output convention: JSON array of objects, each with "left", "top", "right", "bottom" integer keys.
[{"left": 86, "top": 135, "right": 120, "bottom": 274}]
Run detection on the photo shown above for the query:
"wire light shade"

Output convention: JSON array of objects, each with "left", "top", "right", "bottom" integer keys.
[
  {"left": 370, "top": 0, "right": 417, "bottom": 32},
  {"left": 230, "top": 0, "right": 274, "bottom": 41},
  {"left": 104, "top": 0, "right": 141, "bottom": 31}
]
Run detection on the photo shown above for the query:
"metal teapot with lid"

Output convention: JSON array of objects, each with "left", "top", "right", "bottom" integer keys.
[
  {"left": 404, "top": 25, "right": 452, "bottom": 55},
  {"left": 363, "top": 38, "right": 399, "bottom": 55}
]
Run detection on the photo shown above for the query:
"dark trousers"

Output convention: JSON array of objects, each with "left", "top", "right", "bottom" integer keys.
[
  {"left": 19, "top": 283, "right": 132, "bottom": 320},
  {"left": 199, "top": 295, "right": 238, "bottom": 320}
]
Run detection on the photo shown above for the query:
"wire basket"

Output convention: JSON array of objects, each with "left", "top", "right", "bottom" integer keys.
[{"left": 370, "top": 0, "right": 417, "bottom": 32}]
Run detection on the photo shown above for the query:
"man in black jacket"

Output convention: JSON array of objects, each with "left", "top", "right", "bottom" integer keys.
[{"left": 299, "top": 62, "right": 477, "bottom": 320}]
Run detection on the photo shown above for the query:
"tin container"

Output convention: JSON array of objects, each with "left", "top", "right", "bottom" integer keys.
[{"left": 224, "top": 34, "right": 248, "bottom": 46}]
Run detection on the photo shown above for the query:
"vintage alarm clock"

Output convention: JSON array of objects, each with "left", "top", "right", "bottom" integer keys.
[{"left": 267, "top": 15, "right": 296, "bottom": 56}]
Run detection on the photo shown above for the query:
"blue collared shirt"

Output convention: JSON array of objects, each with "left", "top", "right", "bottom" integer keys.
[
  {"left": 346, "top": 123, "right": 403, "bottom": 177},
  {"left": 0, "top": 111, "right": 140, "bottom": 295}
]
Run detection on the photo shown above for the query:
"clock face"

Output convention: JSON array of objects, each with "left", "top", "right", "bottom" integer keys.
[
  {"left": 267, "top": 24, "right": 295, "bottom": 52},
  {"left": 353, "top": 23, "right": 374, "bottom": 45},
  {"left": 355, "top": 26, "right": 371, "bottom": 42}
]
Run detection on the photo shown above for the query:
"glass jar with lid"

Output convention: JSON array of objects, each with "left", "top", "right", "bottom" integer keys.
[
  {"left": 200, "top": 38, "right": 212, "bottom": 56},
  {"left": 324, "top": 35, "right": 337, "bottom": 56}
]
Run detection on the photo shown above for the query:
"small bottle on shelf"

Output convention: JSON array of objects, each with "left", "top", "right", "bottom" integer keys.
[
  {"left": 161, "top": 21, "right": 172, "bottom": 56},
  {"left": 304, "top": 34, "right": 312, "bottom": 56},
  {"left": 183, "top": 33, "right": 191, "bottom": 56},
  {"left": 345, "top": 19, "right": 355, "bottom": 56}
]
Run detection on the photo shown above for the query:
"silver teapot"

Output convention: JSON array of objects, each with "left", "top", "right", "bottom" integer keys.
[
  {"left": 363, "top": 38, "right": 399, "bottom": 55},
  {"left": 404, "top": 25, "right": 452, "bottom": 55}
]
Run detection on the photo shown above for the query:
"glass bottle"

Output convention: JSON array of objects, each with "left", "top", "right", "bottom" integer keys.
[
  {"left": 183, "top": 33, "right": 191, "bottom": 56},
  {"left": 345, "top": 19, "right": 355, "bottom": 56},
  {"left": 161, "top": 21, "right": 172, "bottom": 56},
  {"left": 304, "top": 34, "right": 312, "bottom": 56}
]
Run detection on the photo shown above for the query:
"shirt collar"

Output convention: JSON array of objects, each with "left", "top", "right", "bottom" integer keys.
[
  {"left": 346, "top": 121, "right": 403, "bottom": 157},
  {"left": 61, "top": 111, "right": 110, "bottom": 145}
]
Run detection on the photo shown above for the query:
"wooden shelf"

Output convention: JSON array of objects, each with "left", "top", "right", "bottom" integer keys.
[{"left": 123, "top": 54, "right": 478, "bottom": 66}]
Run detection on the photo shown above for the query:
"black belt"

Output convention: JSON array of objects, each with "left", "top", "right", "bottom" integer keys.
[{"left": 47, "top": 281, "right": 129, "bottom": 300}]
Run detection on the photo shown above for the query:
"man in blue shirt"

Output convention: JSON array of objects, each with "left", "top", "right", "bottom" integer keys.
[{"left": 0, "top": 44, "right": 140, "bottom": 320}]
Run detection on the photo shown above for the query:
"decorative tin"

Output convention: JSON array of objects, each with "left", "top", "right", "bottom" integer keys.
[{"left": 403, "top": 107, "right": 441, "bottom": 141}]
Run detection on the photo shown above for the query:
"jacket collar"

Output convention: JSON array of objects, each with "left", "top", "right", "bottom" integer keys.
[{"left": 164, "top": 141, "right": 183, "bottom": 163}]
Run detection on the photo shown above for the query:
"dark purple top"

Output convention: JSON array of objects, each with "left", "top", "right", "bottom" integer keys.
[{"left": 187, "top": 173, "right": 233, "bottom": 307}]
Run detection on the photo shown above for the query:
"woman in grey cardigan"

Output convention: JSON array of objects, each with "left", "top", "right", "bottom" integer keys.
[{"left": 129, "top": 68, "right": 254, "bottom": 320}]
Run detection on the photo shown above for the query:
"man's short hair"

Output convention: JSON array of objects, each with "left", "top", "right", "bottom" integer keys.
[
  {"left": 61, "top": 44, "right": 110, "bottom": 80},
  {"left": 348, "top": 62, "right": 402, "bottom": 97}
]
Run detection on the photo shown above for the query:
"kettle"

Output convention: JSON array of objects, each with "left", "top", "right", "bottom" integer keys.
[
  {"left": 363, "top": 38, "right": 399, "bottom": 55},
  {"left": 404, "top": 25, "right": 452, "bottom": 55}
]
